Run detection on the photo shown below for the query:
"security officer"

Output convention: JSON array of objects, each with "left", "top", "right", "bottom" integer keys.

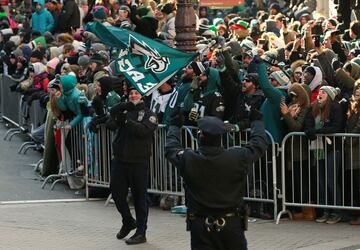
[
  {"left": 165, "top": 112, "right": 267, "bottom": 250},
  {"left": 107, "top": 87, "right": 158, "bottom": 245}
]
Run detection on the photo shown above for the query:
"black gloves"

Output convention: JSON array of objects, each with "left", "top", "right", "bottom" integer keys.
[
  {"left": 88, "top": 113, "right": 110, "bottom": 133},
  {"left": 110, "top": 102, "right": 135, "bottom": 117},
  {"left": 304, "top": 129, "right": 318, "bottom": 140},
  {"left": 249, "top": 109, "right": 263, "bottom": 122},
  {"left": 92, "top": 95, "right": 105, "bottom": 115}
]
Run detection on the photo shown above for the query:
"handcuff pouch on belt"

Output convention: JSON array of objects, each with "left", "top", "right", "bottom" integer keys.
[{"left": 187, "top": 206, "right": 248, "bottom": 233}]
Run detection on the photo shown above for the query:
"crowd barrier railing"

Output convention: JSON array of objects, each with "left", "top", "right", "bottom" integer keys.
[
  {"left": 0, "top": 74, "right": 48, "bottom": 156},
  {"left": 276, "top": 132, "right": 360, "bottom": 224},
  {"left": 1, "top": 75, "right": 22, "bottom": 138},
  {"left": 42, "top": 121, "right": 85, "bottom": 190},
  {"left": 85, "top": 124, "right": 279, "bottom": 220}
]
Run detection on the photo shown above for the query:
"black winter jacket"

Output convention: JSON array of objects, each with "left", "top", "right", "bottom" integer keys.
[
  {"left": 112, "top": 102, "right": 158, "bottom": 163},
  {"left": 58, "top": 0, "right": 80, "bottom": 33},
  {"left": 165, "top": 120, "right": 268, "bottom": 214}
]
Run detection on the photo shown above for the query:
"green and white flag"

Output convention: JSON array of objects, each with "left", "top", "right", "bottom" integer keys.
[{"left": 85, "top": 22, "right": 197, "bottom": 96}]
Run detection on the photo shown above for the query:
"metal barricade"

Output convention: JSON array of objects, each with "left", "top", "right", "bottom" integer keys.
[
  {"left": 147, "top": 125, "right": 187, "bottom": 196},
  {"left": 42, "top": 121, "right": 86, "bottom": 190},
  {"left": 84, "top": 124, "right": 278, "bottom": 220},
  {"left": 18, "top": 100, "right": 47, "bottom": 154},
  {"left": 1, "top": 75, "right": 23, "bottom": 140},
  {"left": 276, "top": 132, "right": 360, "bottom": 224},
  {"left": 85, "top": 124, "right": 113, "bottom": 197},
  {"left": 0, "top": 74, "right": 3, "bottom": 118}
]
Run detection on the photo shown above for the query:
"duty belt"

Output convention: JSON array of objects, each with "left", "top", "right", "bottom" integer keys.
[{"left": 188, "top": 211, "right": 247, "bottom": 232}]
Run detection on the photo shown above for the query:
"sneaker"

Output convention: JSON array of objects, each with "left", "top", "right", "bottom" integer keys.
[
  {"left": 326, "top": 214, "right": 342, "bottom": 224},
  {"left": 315, "top": 213, "right": 329, "bottom": 223}
]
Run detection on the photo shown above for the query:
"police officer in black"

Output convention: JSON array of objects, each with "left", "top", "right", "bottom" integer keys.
[
  {"left": 108, "top": 87, "right": 158, "bottom": 245},
  {"left": 165, "top": 111, "right": 267, "bottom": 250}
]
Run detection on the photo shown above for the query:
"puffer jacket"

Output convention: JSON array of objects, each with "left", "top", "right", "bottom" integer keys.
[
  {"left": 32, "top": 0, "right": 54, "bottom": 34},
  {"left": 57, "top": 75, "right": 87, "bottom": 127}
]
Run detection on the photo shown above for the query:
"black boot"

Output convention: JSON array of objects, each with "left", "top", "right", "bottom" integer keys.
[
  {"left": 125, "top": 232, "right": 146, "bottom": 245},
  {"left": 116, "top": 220, "right": 137, "bottom": 240}
]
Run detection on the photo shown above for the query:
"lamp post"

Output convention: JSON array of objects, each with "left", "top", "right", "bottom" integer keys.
[{"left": 175, "top": 0, "right": 197, "bottom": 53}]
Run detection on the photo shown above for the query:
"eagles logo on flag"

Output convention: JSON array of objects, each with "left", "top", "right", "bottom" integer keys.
[{"left": 129, "top": 35, "right": 170, "bottom": 74}]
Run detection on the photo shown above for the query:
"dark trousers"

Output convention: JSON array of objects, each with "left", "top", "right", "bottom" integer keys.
[
  {"left": 189, "top": 217, "right": 247, "bottom": 250},
  {"left": 110, "top": 158, "right": 149, "bottom": 234},
  {"left": 318, "top": 151, "right": 342, "bottom": 206}
]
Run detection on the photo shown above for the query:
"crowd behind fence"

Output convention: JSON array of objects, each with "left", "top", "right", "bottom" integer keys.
[{"left": 0, "top": 74, "right": 359, "bottom": 223}]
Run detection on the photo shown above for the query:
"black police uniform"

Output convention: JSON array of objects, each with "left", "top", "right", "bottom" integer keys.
[
  {"left": 109, "top": 101, "right": 158, "bottom": 240},
  {"left": 165, "top": 116, "right": 268, "bottom": 250}
]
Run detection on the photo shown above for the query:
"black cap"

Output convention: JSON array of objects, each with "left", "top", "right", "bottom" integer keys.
[
  {"left": 30, "top": 49, "right": 44, "bottom": 61},
  {"left": 197, "top": 116, "right": 226, "bottom": 135}
]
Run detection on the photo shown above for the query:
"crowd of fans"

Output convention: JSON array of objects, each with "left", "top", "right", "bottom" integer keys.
[{"left": 0, "top": 0, "right": 359, "bottom": 225}]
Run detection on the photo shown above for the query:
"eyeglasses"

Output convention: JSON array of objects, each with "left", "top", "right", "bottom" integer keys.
[{"left": 294, "top": 72, "right": 302, "bottom": 75}]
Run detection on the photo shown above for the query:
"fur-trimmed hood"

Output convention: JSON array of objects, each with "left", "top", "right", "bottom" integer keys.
[{"left": 288, "top": 83, "right": 311, "bottom": 108}]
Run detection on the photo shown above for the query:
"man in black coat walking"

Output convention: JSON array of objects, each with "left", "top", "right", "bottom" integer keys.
[
  {"left": 165, "top": 111, "right": 267, "bottom": 250},
  {"left": 108, "top": 87, "right": 158, "bottom": 245},
  {"left": 58, "top": 0, "right": 80, "bottom": 33}
]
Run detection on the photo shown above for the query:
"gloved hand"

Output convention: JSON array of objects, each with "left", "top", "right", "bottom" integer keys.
[
  {"left": 331, "top": 58, "right": 343, "bottom": 71},
  {"left": 113, "top": 112, "right": 127, "bottom": 126},
  {"left": 249, "top": 109, "right": 263, "bottom": 122},
  {"left": 88, "top": 113, "right": 109, "bottom": 133},
  {"left": 224, "top": 122, "right": 240, "bottom": 132},
  {"left": 188, "top": 108, "right": 199, "bottom": 122},
  {"left": 92, "top": 95, "right": 105, "bottom": 115},
  {"left": 123, "top": 101, "right": 136, "bottom": 111},
  {"left": 304, "top": 129, "right": 318, "bottom": 140},
  {"left": 109, "top": 102, "right": 128, "bottom": 117}
]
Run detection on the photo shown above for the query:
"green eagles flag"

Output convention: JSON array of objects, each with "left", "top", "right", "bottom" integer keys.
[{"left": 85, "top": 22, "right": 197, "bottom": 96}]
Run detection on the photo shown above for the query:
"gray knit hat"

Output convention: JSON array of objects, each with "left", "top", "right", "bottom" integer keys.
[
  {"left": 320, "top": 86, "right": 340, "bottom": 101},
  {"left": 90, "top": 43, "right": 106, "bottom": 53},
  {"left": 270, "top": 70, "right": 291, "bottom": 87},
  {"left": 78, "top": 55, "right": 90, "bottom": 67}
]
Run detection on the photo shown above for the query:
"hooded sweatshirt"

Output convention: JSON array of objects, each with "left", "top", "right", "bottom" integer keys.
[
  {"left": 305, "top": 66, "right": 322, "bottom": 103},
  {"left": 32, "top": 0, "right": 54, "bottom": 35},
  {"left": 57, "top": 75, "right": 86, "bottom": 127},
  {"left": 32, "top": 62, "right": 49, "bottom": 92}
]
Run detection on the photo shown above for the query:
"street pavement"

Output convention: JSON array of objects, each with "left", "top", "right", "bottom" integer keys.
[
  {"left": 0, "top": 122, "right": 83, "bottom": 201},
  {"left": 0, "top": 122, "right": 360, "bottom": 250}
]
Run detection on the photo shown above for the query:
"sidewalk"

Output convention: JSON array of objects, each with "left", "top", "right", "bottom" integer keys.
[{"left": 1, "top": 200, "right": 359, "bottom": 250}]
